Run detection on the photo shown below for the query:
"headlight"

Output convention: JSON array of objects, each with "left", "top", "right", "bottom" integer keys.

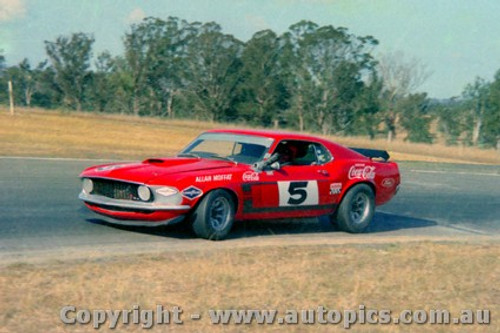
[
  {"left": 155, "top": 186, "right": 178, "bottom": 197},
  {"left": 137, "top": 185, "right": 152, "bottom": 201},
  {"left": 82, "top": 178, "right": 93, "bottom": 194}
]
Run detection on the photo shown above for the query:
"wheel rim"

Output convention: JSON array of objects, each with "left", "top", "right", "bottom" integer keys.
[
  {"left": 349, "top": 192, "right": 370, "bottom": 224},
  {"left": 209, "top": 197, "right": 231, "bottom": 231}
]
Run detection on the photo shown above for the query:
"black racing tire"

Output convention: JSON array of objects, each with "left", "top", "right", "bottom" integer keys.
[
  {"left": 189, "top": 189, "right": 235, "bottom": 240},
  {"left": 332, "top": 183, "right": 375, "bottom": 233}
]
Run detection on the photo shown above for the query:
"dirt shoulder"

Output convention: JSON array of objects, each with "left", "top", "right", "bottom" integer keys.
[{"left": 1, "top": 231, "right": 498, "bottom": 266}]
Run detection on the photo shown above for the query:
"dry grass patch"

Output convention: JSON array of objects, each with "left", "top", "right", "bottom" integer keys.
[
  {"left": 1, "top": 107, "right": 500, "bottom": 164},
  {"left": 0, "top": 108, "right": 220, "bottom": 160},
  {"left": 1, "top": 241, "right": 498, "bottom": 332}
]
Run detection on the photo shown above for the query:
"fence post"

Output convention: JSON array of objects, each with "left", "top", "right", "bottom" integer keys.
[{"left": 8, "top": 80, "right": 14, "bottom": 115}]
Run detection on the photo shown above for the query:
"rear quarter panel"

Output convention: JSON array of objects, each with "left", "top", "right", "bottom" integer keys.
[
  {"left": 326, "top": 155, "right": 400, "bottom": 206},
  {"left": 371, "top": 161, "right": 400, "bottom": 205}
]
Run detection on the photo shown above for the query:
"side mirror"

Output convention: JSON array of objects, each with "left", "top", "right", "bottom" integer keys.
[{"left": 270, "top": 162, "right": 280, "bottom": 170}]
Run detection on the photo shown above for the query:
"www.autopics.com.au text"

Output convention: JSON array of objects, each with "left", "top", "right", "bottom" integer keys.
[{"left": 60, "top": 304, "right": 491, "bottom": 329}]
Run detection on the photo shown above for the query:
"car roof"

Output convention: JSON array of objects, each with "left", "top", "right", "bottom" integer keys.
[
  {"left": 206, "top": 128, "right": 328, "bottom": 142},
  {"left": 204, "top": 128, "right": 367, "bottom": 160}
]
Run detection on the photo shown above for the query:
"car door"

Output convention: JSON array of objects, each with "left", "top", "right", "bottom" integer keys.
[{"left": 241, "top": 140, "right": 336, "bottom": 219}]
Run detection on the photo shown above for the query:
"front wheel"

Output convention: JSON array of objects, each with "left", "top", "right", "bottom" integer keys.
[
  {"left": 332, "top": 184, "right": 375, "bottom": 233},
  {"left": 189, "top": 189, "right": 235, "bottom": 240}
]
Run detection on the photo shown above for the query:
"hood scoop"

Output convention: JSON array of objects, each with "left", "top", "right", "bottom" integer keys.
[{"left": 143, "top": 158, "right": 165, "bottom": 164}]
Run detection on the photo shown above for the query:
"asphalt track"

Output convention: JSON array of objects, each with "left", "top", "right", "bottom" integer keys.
[{"left": 0, "top": 157, "right": 499, "bottom": 263}]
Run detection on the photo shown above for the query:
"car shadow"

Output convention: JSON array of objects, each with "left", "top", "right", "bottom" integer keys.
[
  {"left": 86, "top": 218, "right": 194, "bottom": 239},
  {"left": 86, "top": 211, "right": 437, "bottom": 240},
  {"left": 227, "top": 212, "right": 437, "bottom": 239}
]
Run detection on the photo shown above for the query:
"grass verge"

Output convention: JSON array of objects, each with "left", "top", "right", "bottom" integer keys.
[
  {"left": 1, "top": 241, "right": 498, "bottom": 332},
  {"left": 1, "top": 107, "right": 499, "bottom": 164}
]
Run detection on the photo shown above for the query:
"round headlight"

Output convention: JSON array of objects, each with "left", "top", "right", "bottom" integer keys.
[
  {"left": 137, "top": 185, "right": 151, "bottom": 201},
  {"left": 82, "top": 178, "right": 93, "bottom": 194}
]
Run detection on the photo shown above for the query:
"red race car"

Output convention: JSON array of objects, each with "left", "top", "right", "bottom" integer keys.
[{"left": 79, "top": 129, "right": 400, "bottom": 240}]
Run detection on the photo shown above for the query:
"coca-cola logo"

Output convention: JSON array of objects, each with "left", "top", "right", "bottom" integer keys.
[
  {"left": 348, "top": 164, "right": 376, "bottom": 180},
  {"left": 242, "top": 171, "right": 259, "bottom": 182}
]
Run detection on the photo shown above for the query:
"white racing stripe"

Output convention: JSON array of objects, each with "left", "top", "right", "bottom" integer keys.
[{"left": 409, "top": 169, "right": 500, "bottom": 177}]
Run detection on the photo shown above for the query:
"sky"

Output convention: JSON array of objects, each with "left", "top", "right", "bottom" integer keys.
[{"left": 1, "top": 0, "right": 500, "bottom": 99}]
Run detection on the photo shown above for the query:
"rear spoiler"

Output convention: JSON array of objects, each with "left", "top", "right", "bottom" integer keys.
[{"left": 349, "top": 147, "right": 390, "bottom": 162}]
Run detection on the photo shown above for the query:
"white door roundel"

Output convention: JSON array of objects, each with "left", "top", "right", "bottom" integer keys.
[{"left": 277, "top": 181, "right": 319, "bottom": 207}]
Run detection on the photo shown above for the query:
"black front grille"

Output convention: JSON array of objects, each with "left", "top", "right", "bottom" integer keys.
[{"left": 91, "top": 179, "right": 142, "bottom": 201}]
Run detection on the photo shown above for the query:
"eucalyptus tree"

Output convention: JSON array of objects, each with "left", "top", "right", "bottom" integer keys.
[
  {"left": 434, "top": 98, "right": 469, "bottom": 146},
  {"left": 348, "top": 71, "right": 384, "bottom": 139},
  {"left": 87, "top": 51, "right": 117, "bottom": 112},
  {"left": 123, "top": 20, "right": 149, "bottom": 115},
  {"left": 3, "top": 58, "right": 65, "bottom": 109},
  {"left": 0, "top": 52, "right": 5, "bottom": 103},
  {"left": 143, "top": 17, "right": 193, "bottom": 118},
  {"left": 122, "top": 16, "right": 194, "bottom": 117},
  {"left": 282, "top": 20, "right": 378, "bottom": 134},
  {"left": 30, "top": 61, "right": 62, "bottom": 108},
  {"left": 280, "top": 21, "right": 317, "bottom": 131},
  {"left": 377, "top": 51, "right": 432, "bottom": 142},
  {"left": 2, "top": 58, "right": 35, "bottom": 106},
  {"left": 438, "top": 73, "right": 500, "bottom": 149},
  {"left": 484, "top": 70, "right": 500, "bottom": 150},
  {"left": 0, "top": 51, "right": 5, "bottom": 80},
  {"left": 462, "top": 77, "right": 489, "bottom": 146},
  {"left": 397, "top": 93, "right": 434, "bottom": 143},
  {"left": 237, "top": 29, "right": 289, "bottom": 127},
  {"left": 100, "top": 55, "right": 135, "bottom": 114},
  {"left": 184, "top": 22, "right": 244, "bottom": 122},
  {"left": 44, "top": 33, "right": 94, "bottom": 111},
  {"left": 17, "top": 59, "right": 35, "bottom": 106}
]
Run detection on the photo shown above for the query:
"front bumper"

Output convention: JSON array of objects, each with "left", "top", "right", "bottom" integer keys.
[
  {"left": 92, "top": 214, "right": 185, "bottom": 227},
  {"left": 79, "top": 192, "right": 191, "bottom": 223},
  {"left": 79, "top": 192, "right": 190, "bottom": 211}
]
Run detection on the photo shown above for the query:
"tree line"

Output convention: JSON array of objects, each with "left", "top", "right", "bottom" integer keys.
[{"left": 0, "top": 16, "right": 499, "bottom": 149}]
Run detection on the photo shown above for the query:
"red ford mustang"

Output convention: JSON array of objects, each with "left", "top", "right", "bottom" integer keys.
[{"left": 79, "top": 129, "right": 400, "bottom": 240}]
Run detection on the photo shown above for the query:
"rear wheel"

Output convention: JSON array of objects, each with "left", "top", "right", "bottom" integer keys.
[
  {"left": 189, "top": 189, "right": 235, "bottom": 240},
  {"left": 332, "top": 184, "right": 375, "bottom": 233}
]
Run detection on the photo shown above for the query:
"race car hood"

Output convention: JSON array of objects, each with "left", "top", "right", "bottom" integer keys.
[{"left": 80, "top": 157, "right": 239, "bottom": 184}]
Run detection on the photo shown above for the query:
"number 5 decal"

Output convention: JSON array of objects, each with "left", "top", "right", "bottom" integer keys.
[{"left": 278, "top": 181, "right": 319, "bottom": 206}]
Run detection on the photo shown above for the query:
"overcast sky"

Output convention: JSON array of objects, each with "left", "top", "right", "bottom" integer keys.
[{"left": 1, "top": 0, "right": 500, "bottom": 98}]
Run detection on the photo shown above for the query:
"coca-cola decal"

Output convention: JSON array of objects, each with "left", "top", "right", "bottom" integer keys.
[
  {"left": 348, "top": 164, "right": 376, "bottom": 180},
  {"left": 242, "top": 171, "right": 260, "bottom": 182}
]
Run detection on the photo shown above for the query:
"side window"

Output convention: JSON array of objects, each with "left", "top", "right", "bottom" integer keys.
[
  {"left": 294, "top": 144, "right": 317, "bottom": 165},
  {"left": 313, "top": 143, "right": 333, "bottom": 164},
  {"left": 274, "top": 140, "right": 331, "bottom": 166}
]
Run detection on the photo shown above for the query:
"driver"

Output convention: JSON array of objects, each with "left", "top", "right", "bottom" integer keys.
[{"left": 276, "top": 143, "right": 298, "bottom": 165}]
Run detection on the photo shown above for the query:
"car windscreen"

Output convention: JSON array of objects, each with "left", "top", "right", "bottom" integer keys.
[{"left": 179, "top": 133, "right": 274, "bottom": 165}]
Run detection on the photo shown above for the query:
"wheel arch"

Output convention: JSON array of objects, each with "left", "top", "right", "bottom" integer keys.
[
  {"left": 340, "top": 181, "right": 376, "bottom": 204},
  {"left": 196, "top": 186, "right": 239, "bottom": 214}
]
